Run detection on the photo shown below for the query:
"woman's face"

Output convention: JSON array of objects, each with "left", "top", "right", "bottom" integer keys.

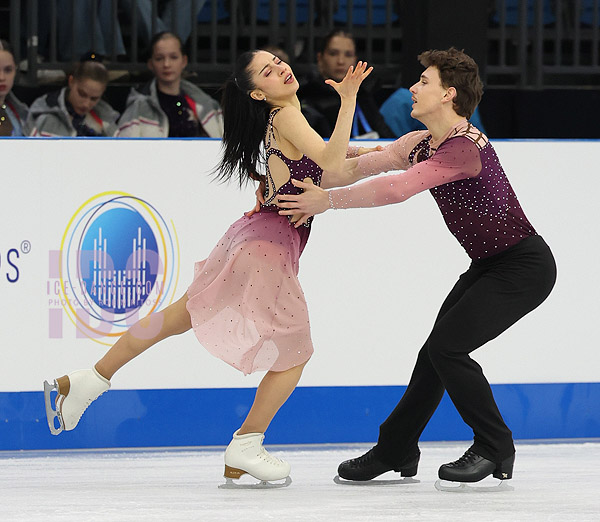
[
  {"left": 0, "top": 50, "right": 17, "bottom": 102},
  {"left": 148, "top": 36, "right": 187, "bottom": 85},
  {"left": 317, "top": 36, "right": 356, "bottom": 82},
  {"left": 248, "top": 51, "right": 298, "bottom": 104},
  {"left": 67, "top": 77, "right": 106, "bottom": 115}
]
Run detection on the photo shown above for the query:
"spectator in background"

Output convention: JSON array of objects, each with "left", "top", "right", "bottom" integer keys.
[
  {"left": 0, "top": 39, "right": 29, "bottom": 137},
  {"left": 27, "top": 57, "right": 119, "bottom": 137},
  {"left": 298, "top": 29, "right": 394, "bottom": 139},
  {"left": 380, "top": 86, "right": 486, "bottom": 137},
  {"left": 116, "top": 32, "right": 223, "bottom": 138}
]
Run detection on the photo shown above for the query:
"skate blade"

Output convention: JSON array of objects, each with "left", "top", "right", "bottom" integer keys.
[
  {"left": 43, "top": 380, "right": 64, "bottom": 435},
  {"left": 218, "top": 476, "right": 292, "bottom": 489},
  {"left": 333, "top": 475, "right": 419, "bottom": 486},
  {"left": 434, "top": 479, "right": 514, "bottom": 493}
]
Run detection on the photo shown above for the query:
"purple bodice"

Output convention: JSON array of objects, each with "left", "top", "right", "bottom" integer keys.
[
  {"left": 260, "top": 109, "right": 323, "bottom": 230},
  {"left": 253, "top": 108, "right": 323, "bottom": 253},
  {"left": 262, "top": 151, "right": 323, "bottom": 209},
  {"left": 429, "top": 140, "right": 536, "bottom": 259}
]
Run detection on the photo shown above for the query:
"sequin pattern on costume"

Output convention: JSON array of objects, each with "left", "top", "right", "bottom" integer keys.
[
  {"left": 328, "top": 121, "right": 536, "bottom": 260},
  {"left": 408, "top": 135, "right": 432, "bottom": 164},
  {"left": 261, "top": 108, "right": 323, "bottom": 228},
  {"left": 425, "top": 126, "right": 536, "bottom": 259},
  {"left": 185, "top": 108, "right": 322, "bottom": 375}
]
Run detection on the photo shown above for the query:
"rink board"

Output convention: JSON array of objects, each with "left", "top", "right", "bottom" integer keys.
[
  {"left": 1, "top": 383, "right": 599, "bottom": 450},
  {"left": 0, "top": 138, "right": 599, "bottom": 450}
]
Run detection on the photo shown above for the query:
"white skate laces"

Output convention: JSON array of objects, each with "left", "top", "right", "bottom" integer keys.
[
  {"left": 43, "top": 367, "right": 110, "bottom": 435},
  {"left": 220, "top": 430, "right": 292, "bottom": 488}
]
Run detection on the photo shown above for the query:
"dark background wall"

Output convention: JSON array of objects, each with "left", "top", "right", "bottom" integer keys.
[
  {"left": 398, "top": 0, "right": 599, "bottom": 139},
  {"left": 479, "top": 89, "right": 599, "bottom": 139}
]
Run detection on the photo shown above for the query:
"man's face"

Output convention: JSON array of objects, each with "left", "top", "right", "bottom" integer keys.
[
  {"left": 317, "top": 36, "right": 356, "bottom": 82},
  {"left": 409, "top": 66, "right": 449, "bottom": 121}
]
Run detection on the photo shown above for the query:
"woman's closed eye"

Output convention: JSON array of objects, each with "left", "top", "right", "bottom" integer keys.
[{"left": 264, "top": 59, "right": 283, "bottom": 76}]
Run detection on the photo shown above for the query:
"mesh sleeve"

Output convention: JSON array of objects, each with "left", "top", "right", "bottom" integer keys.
[
  {"left": 346, "top": 145, "right": 360, "bottom": 158},
  {"left": 329, "top": 137, "right": 482, "bottom": 209},
  {"left": 353, "top": 130, "right": 427, "bottom": 177}
]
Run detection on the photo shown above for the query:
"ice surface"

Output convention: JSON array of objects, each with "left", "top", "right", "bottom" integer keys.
[{"left": 0, "top": 440, "right": 598, "bottom": 521}]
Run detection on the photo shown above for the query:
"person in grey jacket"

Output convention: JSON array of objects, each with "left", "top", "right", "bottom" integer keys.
[
  {"left": 27, "top": 59, "right": 119, "bottom": 137},
  {"left": 0, "top": 39, "right": 29, "bottom": 136},
  {"left": 116, "top": 32, "right": 223, "bottom": 138}
]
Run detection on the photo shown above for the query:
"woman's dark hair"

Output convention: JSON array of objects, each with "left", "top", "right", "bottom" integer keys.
[
  {"left": 0, "top": 39, "right": 17, "bottom": 62},
  {"left": 215, "top": 50, "right": 271, "bottom": 186},
  {"left": 71, "top": 60, "right": 109, "bottom": 85},
  {"left": 418, "top": 47, "right": 483, "bottom": 118},
  {"left": 148, "top": 31, "right": 186, "bottom": 60}
]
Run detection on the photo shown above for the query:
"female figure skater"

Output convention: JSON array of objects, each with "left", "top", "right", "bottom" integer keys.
[
  {"left": 44, "top": 50, "right": 372, "bottom": 487},
  {"left": 276, "top": 48, "right": 557, "bottom": 489}
]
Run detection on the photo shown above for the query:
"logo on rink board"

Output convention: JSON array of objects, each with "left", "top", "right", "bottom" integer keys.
[
  {"left": 1, "top": 240, "right": 31, "bottom": 284},
  {"left": 49, "top": 191, "right": 180, "bottom": 344}
]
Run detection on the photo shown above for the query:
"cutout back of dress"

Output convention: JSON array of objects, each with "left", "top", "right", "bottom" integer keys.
[{"left": 261, "top": 108, "right": 323, "bottom": 228}]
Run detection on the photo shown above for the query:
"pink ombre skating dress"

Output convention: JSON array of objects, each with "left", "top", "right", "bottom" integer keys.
[{"left": 186, "top": 109, "right": 322, "bottom": 375}]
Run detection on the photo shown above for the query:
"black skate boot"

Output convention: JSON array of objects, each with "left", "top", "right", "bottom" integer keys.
[
  {"left": 336, "top": 448, "right": 420, "bottom": 482},
  {"left": 438, "top": 449, "right": 515, "bottom": 483}
]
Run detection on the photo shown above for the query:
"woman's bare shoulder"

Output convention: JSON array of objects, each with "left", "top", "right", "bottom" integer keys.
[{"left": 272, "top": 105, "right": 304, "bottom": 123}]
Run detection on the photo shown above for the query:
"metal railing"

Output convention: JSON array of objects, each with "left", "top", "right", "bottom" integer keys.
[
  {"left": 488, "top": 0, "right": 600, "bottom": 88},
  {"left": 6, "top": 0, "right": 600, "bottom": 89}
]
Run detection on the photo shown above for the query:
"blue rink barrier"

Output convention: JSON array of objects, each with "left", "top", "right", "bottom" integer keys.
[{"left": 0, "top": 382, "right": 598, "bottom": 451}]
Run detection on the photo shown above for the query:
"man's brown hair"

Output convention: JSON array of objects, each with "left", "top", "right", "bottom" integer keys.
[{"left": 417, "top": 47, "right": 483, "bottom": 118}]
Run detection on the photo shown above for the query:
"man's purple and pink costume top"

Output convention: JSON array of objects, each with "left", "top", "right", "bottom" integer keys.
[{"left": 330, "top": 120, "right": 536, "bottom": 260}]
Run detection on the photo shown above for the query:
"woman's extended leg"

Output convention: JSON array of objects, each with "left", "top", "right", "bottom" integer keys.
[
  {"left": 46, "top": 294, "right": 192, "bottom": 434},
  {"left": 95, "top": 293, "right": 192, "bottom": 379}
]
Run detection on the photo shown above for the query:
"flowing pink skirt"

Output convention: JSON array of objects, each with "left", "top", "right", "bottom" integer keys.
[{"left": 186, "top": 211, "right": 314, "bottom": 375}]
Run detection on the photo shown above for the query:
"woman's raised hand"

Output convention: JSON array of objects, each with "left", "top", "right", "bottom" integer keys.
[{"left": 325, "top": 61, "right": 373, "bottom": 100}]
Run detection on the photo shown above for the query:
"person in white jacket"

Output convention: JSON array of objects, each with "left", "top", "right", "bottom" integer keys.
[
  {"left": 27, "top": 59, "right": 119, "bottom": 137},
  {"left": 116, "top": 31, "right": 223, "bottom": 138}
]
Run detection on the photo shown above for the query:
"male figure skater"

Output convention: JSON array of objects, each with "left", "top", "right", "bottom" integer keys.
[{"left": 276, "top": 48, "right": 557, "bottom": 487}]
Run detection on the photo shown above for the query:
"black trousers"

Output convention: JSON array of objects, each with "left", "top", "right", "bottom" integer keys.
[{"left": 373, "top": 235, "right": 557, "bottom": 465}]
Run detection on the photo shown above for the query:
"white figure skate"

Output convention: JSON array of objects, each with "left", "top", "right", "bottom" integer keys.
[
  {"left": 219, "top": 430, "right": 292, "bottom": 489},
  {"left": 44, "top": 367, "right": 110, "bottom": 435}
]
